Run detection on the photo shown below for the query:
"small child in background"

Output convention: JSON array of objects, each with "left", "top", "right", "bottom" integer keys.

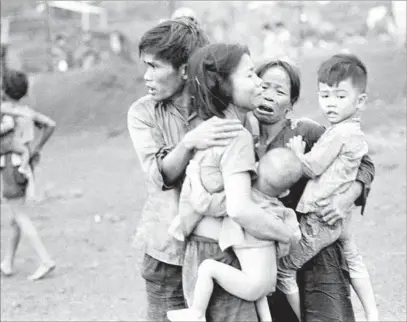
[
  {"left": 1, "top": 71, "right": 36, "bottom": 200},
  {"left": 168, "top": 148, "right": 303, "bottom": 322},
  {"left": 281, "top": 53, "right": 379, "bottom": 321}
]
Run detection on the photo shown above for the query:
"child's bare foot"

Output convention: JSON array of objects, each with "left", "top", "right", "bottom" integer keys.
[
  {"left": 18, "top": 164, "right": 30, "bottom": 176},
  {"left": 27, "top": 261, "right": 56, "bottom": 281},
  {"left": 366, "top": 310, "right": 379, "bottom": 321},
  {"left": 0, "top": 261, "right": 15, "bottom": 277},
  {"left": 167, "top": 308, "right": 206, "bottom": 322}
]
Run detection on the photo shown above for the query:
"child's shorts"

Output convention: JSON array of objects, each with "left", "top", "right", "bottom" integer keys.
[
  {"left": 1, "top": 154, "right": 28, "bottom": 199},
  {"left": 0, "top": 131, "right": 15, "bottom": 154}
]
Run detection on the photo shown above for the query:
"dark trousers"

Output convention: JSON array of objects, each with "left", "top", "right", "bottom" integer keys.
[
  {"left": 269, "top": 241, "right": 355, "bottom": 322},
  {"left": 141, "top": 254, "right": 186, "bottom": 322}
]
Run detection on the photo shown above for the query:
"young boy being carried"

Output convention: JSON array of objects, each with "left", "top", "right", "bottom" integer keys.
[
  {"left": 1, "top": 71, "right": 36, "bottom": 200},
  {"left": 167, "top": 147, "right": 303, "bottom": 322},
  {"left": 281, "top": 53, "right": 379, "bottom": 321}
]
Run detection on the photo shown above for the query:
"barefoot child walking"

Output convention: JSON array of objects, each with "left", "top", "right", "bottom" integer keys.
[{"left": 1, "top": 69, "right": 57, "bottom": 281}]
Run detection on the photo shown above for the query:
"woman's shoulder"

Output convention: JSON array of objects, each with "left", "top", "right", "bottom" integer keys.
[
  {"left": 292, "top": 117, "right": 323, "bottom": 131},
  {"left": 291, "top": 117, "right": 325, "bottom": 137},
  {"left": 234, "top": 127, "right": 254, "bottom": 144},
  {"left": 213, "top": 128, "right": 253, "bottom": 157}
]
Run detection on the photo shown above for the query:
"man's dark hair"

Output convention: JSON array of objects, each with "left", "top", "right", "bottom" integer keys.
[
  {"left": 188, "top": 43, "right": 249, "bottom": 120},
  {"left": 256, "top": 60, "right": 301, "bottom": 105},
  {"left": 138, "top": 17, "right": 209, "bottom": 69},
  {"left": 2, "top": 69, "right": 28, "bottom": 101},
  {"left": 318, "top": 53, "right": 368, "bottom": 93}
]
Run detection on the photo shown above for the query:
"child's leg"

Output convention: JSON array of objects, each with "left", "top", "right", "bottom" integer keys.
[
  {"left": 168, "top": 245, "right": 277, "bottom": 322},
  {"left": 340, "top": 230, "right": 379, "bottom": 321},
  {"left": 1, "top": 205, "right": 21, "bottom": 276},
  {"left": 285, "top": 292, "right": 301, "bottom": 322},
  {"left": 255, "top": 296, "right": 272, "bottom": 322},
  {"left": 277, "top": 213, "right": 344, "bottom": 321},
  {"left": 10, "top": 202, "right": 55, "bottom": 280}
]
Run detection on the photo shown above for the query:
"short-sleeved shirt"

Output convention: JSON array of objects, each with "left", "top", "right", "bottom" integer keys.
[
  {"left": 297, "top": 118, "right": 368, "bottom": 214},
  {"left": 0, "top": 103, "right": 35, "bottom": 167},
  {"left": 246, "top": 114, "right": 372, "bottom": 322},
  {"left": 245, "top": 113, "right": 374, "bottom": 214},
  {"left": 170, "top": 106, "right": 257, "bottom": 242}
]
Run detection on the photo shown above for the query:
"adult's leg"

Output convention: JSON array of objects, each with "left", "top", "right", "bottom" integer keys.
[
  {"left": 301, "top": 242, "right": 355, "bottom": 322},
  {"left": 341, "top": 233, "right": 378, "bottom": 320},
  {"left": 169, "top": 246, "right": 275, "bottom": 321},
  {"left": 183, "top": 236, "right": 258, "bottom": 322},
  {"left": 268, "top": 289, "right": 300, "bottom": 322},
  {"left": 141, "top": 254, "right": 186, "bottom": 322}
]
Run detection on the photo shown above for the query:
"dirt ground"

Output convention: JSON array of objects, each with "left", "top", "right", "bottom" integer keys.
[{"left": 1, "top": 46, "right": 406, "bottom": 321}]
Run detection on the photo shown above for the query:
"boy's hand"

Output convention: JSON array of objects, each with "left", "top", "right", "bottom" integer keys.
[
  {"left": 286, "top": 135, "right": 306, "bottom": 155},
  {"left": 183, "top": 116, "right": 243, "bottom": 150},
  {"left": 317, "top": 194, "right": 353, "bottom": 226}
]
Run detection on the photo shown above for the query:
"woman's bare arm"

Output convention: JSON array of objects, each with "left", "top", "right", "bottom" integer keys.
[{"left": 224, "top": 171, "right": 293, "bottom": 243}]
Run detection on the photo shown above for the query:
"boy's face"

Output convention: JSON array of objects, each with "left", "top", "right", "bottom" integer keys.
[
  {"left": 141, "top": 52, "right": 186, "bottom": 102},
  {"left": 318, "top": 78, "right": 367, "bottom": 124}
]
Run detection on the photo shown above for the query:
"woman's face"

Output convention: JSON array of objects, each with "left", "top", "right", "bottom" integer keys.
[
  {"left": 230, "top": 54, "right": 263, "bottom": 113},
  {"left": 253, "top": 66, "right": 292, "bottom": 125}
]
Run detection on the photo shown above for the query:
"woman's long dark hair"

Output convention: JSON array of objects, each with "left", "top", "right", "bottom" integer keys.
[{"left": 187, "top": 43, "right": 249, "bottom": 120}]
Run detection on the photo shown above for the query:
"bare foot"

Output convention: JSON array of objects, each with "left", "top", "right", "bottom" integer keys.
[
  {"left": 167, "top": 308, "right": 206, "bottom": 322},
  {"left": 0, "top": 261, "right": 15, "bottom": 277},
  {"left": 18, "top": 164, "right": 30, "bottom": 176},
  {"left": 366, "top": 310, "right": 379, "bottom": 321},
  {"left": 27, "top": 261, "right": 56, "bottom": 281}
]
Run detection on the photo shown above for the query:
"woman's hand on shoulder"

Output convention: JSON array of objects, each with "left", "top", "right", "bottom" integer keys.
[{"left": 183, "top": 116, "right": 243, "bottom": 150}]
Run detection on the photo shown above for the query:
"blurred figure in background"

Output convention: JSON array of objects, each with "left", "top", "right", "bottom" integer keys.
[
  {"left": 262, "top": 22, "right": 297, "bottom": 63},
  {"left": 51, "top": 34, "right": 73, "bottom": 72},
  {"left": 391, "top": 0, "right": 406, "bottom": 46},
  {"left": 171, "top": 6, "right": 199, "bottom": 25},
  {"left": 74, "top": 33, "right": 101, "bottom": 70}
]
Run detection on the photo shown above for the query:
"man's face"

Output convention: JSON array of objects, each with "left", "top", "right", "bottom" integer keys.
[
  {"left": 141, "top": 52, "right": 185, "bottom": 102},
  {"left": 254, "top": 66, "right": 292, "bottom": 125},
  {"left": 318, "top": 79, "right": 366, "bottom": 125},
  {"left": 230, "top": 54, "right": 263, "bottom": 112}
]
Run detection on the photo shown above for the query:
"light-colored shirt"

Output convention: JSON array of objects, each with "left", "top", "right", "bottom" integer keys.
[
  {"left": 0, "top": 103, "right": 35, "bottom": 167},
  {"left": 168, "top": 108, "right": 257, "bottom": 247},
  {"left": 127, "top": 95, "right": 197, "bottom": 266},
  {"left": 296, "top": 118, "right": 368, "bottom": 214}
]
